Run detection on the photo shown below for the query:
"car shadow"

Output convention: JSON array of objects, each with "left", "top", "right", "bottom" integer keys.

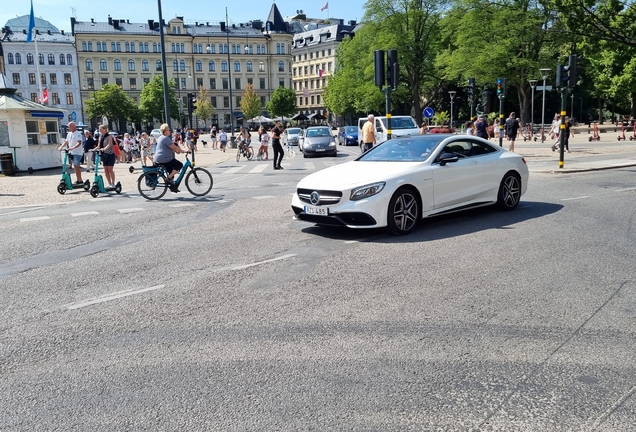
[{"left": 300, "top": 201, "right": 563, "bottom": 243}]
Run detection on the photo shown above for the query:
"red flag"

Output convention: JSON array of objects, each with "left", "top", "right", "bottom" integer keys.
[
  {"left": 321, "top": 1, "right": 328, "bottom": 12},
  {"left": 42, "top": 88, "right": 49, "bottom": 104},
  {"left": 319, "top": 68, "right": 323, "bottom": 78}
]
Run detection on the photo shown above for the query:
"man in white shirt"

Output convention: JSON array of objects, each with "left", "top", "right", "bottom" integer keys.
[{"left": 57, "top": 121, "right": 84, "bottom": 184}]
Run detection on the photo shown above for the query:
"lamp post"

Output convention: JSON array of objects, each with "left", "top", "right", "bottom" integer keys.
[
  {"left": 448, "top": 91, "right": 456, "bottom": 131},
  {"left": 225, "top": 7, "right": 235, "bottom": 142},
  {"left": 157, "top": 0, "right": 171, "bottom": 126},
  {"left": 539, "top": 68, "right": 550, "bottom": 142},
  {"left": 529, "top": 79, "right": 538, "bottom": 136}
]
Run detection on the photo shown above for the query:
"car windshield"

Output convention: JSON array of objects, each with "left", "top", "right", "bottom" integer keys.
[
  {"left": 287, "top": 128, "right": 301, "bottom": 135},
  {"left": 358, "top": 136, "right": 443, "bottom": 162},
  {"left": 344, "top": 127, "right": 357, "bottom": 134},
  {"left": 380, "top": 117, "right": 418, "bottom": 130},
  {"left": 306, "top": 128, "right": 331, "bottom": 137}
]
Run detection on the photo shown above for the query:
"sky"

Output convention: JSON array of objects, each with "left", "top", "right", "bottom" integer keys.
[{"left": 2, "top": 0, "right": 367, "bottom": 32}]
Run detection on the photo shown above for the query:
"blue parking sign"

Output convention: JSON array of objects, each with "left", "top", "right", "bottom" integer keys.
[{"left": 423, "top": 107, "right": 434, "bottom": 119}]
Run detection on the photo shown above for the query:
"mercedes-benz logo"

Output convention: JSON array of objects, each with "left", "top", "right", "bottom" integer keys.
[{"left": 310, "top": 191, "right": 321, "bottom": 205}]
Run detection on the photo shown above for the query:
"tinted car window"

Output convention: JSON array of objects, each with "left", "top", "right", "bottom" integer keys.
[
  {"left": 358, "top": 137, "right": 442, "bottom": 162},
  {"left": 470, "top": 140, "right": 498, "bottom": 156},
  {"left": 345, "top": 126, "right": 357, "bottom": 134},
  {"left": 287, "top": 128, "right": 301, "bottom": 135},
  {"left": 440, "top": 140, "right": 472, "bottom": 158},
  {"left": 306, "top": 128, "right": 331, "bottom": 137}
]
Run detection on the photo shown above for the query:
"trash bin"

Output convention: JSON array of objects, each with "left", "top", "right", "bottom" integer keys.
[
  {"left": 229, "top": 136, "right": 237, "bottom": 149},
  {"left": 0, "top": 153, "right": 15, "bottom": 176}
]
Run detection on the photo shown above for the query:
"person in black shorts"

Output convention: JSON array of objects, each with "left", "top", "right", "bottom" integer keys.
[
  {"left": 505, "top": 112, "right": 520, "bottom": 152},
  {"left": 271, "top": 121, "right": 284, "bottom": 170}
]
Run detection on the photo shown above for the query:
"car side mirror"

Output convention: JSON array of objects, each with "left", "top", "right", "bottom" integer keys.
[{"left": 439, "top": 153, "right": 459, "bottom": 166}]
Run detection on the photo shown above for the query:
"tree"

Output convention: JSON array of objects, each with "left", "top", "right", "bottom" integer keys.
[
  {"left": 139, "top": 75, "right": 179, "bottom": 124},
  {"left": 266, "top": 86, "right": 297, "bottom": 118},
  {"left": 85, "top": 83, "right": 139, "bottom": 131},
  {"left": 194, "top": 86, "right": 214, "bottom": 128},
  {"left": 240, "top": 83, "right": 262, "bottom": 122}
]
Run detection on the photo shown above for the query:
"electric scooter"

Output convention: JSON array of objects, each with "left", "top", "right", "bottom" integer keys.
[
  {"left": 617, "top": 123, "right": 627, "bottom": 141},
  {"left": 57, "top": 150, "right": 90, "bottom": 194},
  {"left": 89, "top": 150, "right": 122, "bottom": 197}
]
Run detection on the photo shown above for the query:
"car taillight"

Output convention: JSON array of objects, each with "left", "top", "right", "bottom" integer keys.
[{"left": 521, "top": 157, "right": 526, "bottom": 164}]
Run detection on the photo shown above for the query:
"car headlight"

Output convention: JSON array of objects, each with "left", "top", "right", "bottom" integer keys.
[
  {"left": 346, "top": 135, "right": 353, "bottom": 139},
  {"left": 329, "top": 140, "right": 336, "bottom": 146},
  {"left": 350, "top": 182, "right": 386, "bottom": 201},
  {"left": 304, "top": 142, "right": 311, "bottom": 148}
]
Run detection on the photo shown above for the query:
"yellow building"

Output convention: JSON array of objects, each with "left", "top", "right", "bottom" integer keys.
[{"left": 71, "top": 5, "right": 292, "bottom": 131}]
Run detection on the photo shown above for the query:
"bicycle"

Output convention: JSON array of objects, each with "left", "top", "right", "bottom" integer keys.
[
  {"left": 136, "top": 152, "right": 213, "bottom": 200},
  {"left": 236, "top": 142, "right": 254, "bottom": 162}
]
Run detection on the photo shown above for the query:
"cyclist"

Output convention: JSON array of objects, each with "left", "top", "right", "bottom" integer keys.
[{"left": 154, "top": 123, "right": 187, "bottom": 192}]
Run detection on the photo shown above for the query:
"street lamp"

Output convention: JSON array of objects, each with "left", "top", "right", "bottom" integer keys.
[
  {"left": 225, "top": 7, "right": 235, "bottom": 141},
  {"left": 448, "top": 91, "right": 456, "bottom": 131},
  {"left": 157, "top": 0, "right": 171, "bottom": 126},
  {"left": 529, "top": 79, "right": 538, "bottom": 135},
  {"left": 539, "top": 68, "right": 550, "bottom": 142}
]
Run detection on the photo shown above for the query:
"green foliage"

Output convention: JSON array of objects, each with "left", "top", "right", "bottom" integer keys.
[
  {"left": 432, "top": 110, "right": 449, "bottom": 126},
  {"left": 194, "top": 87, "right": 214, "bottom": 126},
  {"left": 85, "top": 84, "right": 139, "bottom": 128},
  {"left": 138, "top": 75, "right": 179, "bottom": 123},
  {"left": 266, "top": 86, "right": 296, "bottom": 118},
  {"left": 240, "top": 83, "right": 262, "bottom": 121}
]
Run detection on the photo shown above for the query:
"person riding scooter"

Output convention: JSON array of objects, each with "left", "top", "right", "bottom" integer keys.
[{"left": 96, "top": 124, "right": 117, "bottom": 188}]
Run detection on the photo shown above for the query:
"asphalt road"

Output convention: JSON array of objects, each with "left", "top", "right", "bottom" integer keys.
[{"left": 1, "top": 150, "right": 635, "bottom": 431}]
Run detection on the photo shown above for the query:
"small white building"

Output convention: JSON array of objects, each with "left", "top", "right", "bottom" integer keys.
[{"left": 0, "top": 74, "right": 64, "bottom": 172}]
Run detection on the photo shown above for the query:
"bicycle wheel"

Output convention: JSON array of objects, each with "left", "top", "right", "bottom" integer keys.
[
  {"left": 185, "top": 167, "right": 213, "bottom": 196},
  {"left": 236, "top": 149, "right": 241, "bottom": 162},
  {"left": 137, "top": 172, "right": 168, "bottom": 200},
  {"left": 246, "top": 147, "right": 254, "bottom": 160}
]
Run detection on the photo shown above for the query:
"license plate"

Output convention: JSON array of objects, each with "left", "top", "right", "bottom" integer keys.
[
  {"left": 316, "top": 148, "right": 326, "bottom": 152},
  {"left": 304, "top": 205, "right": 328, "bottom": 215}
]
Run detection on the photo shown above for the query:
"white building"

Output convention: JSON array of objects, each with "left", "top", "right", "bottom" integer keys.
[{"left": 2, "top": 17, "right": 83, "bottom": 130}]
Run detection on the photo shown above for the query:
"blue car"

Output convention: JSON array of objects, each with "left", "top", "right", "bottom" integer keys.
[{"left": 338, "top": 126, "right": 358, "bottom": 146}]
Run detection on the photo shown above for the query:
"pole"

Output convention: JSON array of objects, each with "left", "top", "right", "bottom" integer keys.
[
  {"left": 498, "top": 94, "right": 504, "bottom": 147},
  {"left": 541, "top": 75, "right": 547, "bottom": 142},
  {"left": 385, "top": 87, "right": 392, "bottom": 140},
  {"left": 226, "top": 7, "right": 235, "bottom": 142},
  {"left": 571, "top": 94, "right": 574, "bottom": 122},
  {"left": 558, "top": 87, "right": 567, "bottom": 169},
  {"left": 448, "top": 91, "right": 456, "bottom": 132},
  {"left": 33, "top": 30, "right": 44, "bottom": 105},
  {"left": 176, "top": 53, "right": 182, "bottom": 128},
  {"left": 157, "top": 0, "right": 171, "bottom": 126}
]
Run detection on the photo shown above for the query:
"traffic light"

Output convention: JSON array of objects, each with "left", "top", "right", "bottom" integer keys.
[
  {"left": 496, "top": 78, "right": 502, "bottom": 95},
  {"left": 555, "top": 64, "right": 568, "bottom": 88},
  {"left": 467, "top": 78, "right": 475, "bottom": 98},
  {"left": 374, "top": 50, "right": 385, "bottom": 88},
  {"left": 186, "top": 92, "right": 193, "bottom": 115},
  {"left": 387, "top": 49, "right": 399, "bottom": 90},
  {"left": 190, "top": 94, "right": 197, "bottom": 113},
  {"left": 568, "top": 54, "right": 578, "bottom": 88}
]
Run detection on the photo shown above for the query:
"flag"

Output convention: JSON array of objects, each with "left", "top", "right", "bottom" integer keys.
[
  {"left": 42, "top": 88, "right": 49, "bottom": 104},
  {"left": 26, "top": 0, "right": 36, "bottom": 43},
  {"left": 318, "top": 68, "right": 323, "bottom": 78},
  {"left": 321, "top": 1, "right": 328, "bottom": 12}
]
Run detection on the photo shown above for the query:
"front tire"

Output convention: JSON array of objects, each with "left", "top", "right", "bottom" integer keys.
[
  {"left": 236, "top": 150, "right": 241, "bottom": 162},
  {"left": 57, "top": 182, "right": 66, "bottom": 195},
  {"left": 497, "top": 172, "right": 521, "bottom": 210},
  {"left": 90, "top": 185, "right": 99, "bottom": 198},
  {"left": 185, "top": 168, "right": 213, "bottom": 196},
  {"left": 246, "top": 147, "right": 253, "bottom": 160},
  {"left": 387, "top": 187, "right": 420, "bottom": 235}
]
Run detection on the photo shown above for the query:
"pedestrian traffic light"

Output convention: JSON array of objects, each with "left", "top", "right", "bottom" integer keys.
[
  {"left": 567, "top": 54, "right": 578, "bottom": 88},
  {"left": 555, "top": 64, "right": 569, "bottom": 88},
  {"left": 387, "top": 49, "right": 399, "bottom": 90},
  {"left": 186, "top": 92, "right": 193, "bottom": 115},
  {"left": 467, "top": 78, "right": 475, "bottom": 97},
  {"left": 374, "top": 50, "right": 385, "bottom": 88},
  {"left": 496, "top": 78, "right": 502, "bottom": 95},
  {"left": 190, "top": 94, "right": 197, "bottom": 113}
]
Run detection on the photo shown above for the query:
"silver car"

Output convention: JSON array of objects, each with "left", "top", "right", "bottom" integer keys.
[
  {"left": 300, "top": 126, "right": 337, "bottom": 158},
  {"left": 283, "top": 128, "right": 302, "bottom": 146}
]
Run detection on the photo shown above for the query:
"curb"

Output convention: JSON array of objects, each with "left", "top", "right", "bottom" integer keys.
[{"left": 530, "top": 162, "right": 636, "bottom": 174}]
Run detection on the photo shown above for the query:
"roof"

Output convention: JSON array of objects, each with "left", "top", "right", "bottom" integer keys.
[
  {"left": 2, "top": 30, "right": 74, "bottom": 44},
  {"left": 291, "top": 23, "right": 356, "bottom": 49},
  {"left": 0, "top": 74, "right": 18, "bottom": 93},
  {"left": 265, "top": 4, "right": 289, "bottom": 33},
  {"left": 4, "top": 15, "right": 60, "bottom": 33}
]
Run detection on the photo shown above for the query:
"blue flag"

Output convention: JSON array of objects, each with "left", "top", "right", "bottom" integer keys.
[{"left": 26, "top": 0, "right": 36, "bottom": 43}]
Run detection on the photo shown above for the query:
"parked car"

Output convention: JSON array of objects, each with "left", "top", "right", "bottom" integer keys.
[
  {"left": 291, "top": 134, "right": 528, "bottom": 235},
  {"left": 150, "top": 129, "right": 162, "bottom": 139},
  {"left": 338, "top": 126, "right": 358, "bottom": 146},
  {"left": 299, "top": 126, "right": 337, "bottom": 158},
  {"left": 357, "top": 115, "right": 420, "bottom": 151},
  {"left": 283, "top": 127, "right": 302, "bottom": 146}
]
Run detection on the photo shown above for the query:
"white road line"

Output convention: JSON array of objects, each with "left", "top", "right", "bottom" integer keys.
[
  {"left": 66, "top": 285, "right": 166, "bottom": 310},
  {"left": 89, "top": 197, "right": 112, "bottom": 202},
  {"left": 169, "top": 203, "right": 196, "bottom": 208},
  {"left": 248, "top": 164, "right": 268, "bottom": 174},
  {"left": 561, "top": 196, "right": 590, "bottom": 201},
  {"left": 323, "top": 161, "right": 336, "bottom": 166},
  {"left": 252, "top": 195, "right": 275, "bottom": 200},
  {"left": 19, "top": 216, "right": 51, "bottom": 223},
  {"left": 216, "top": 199, "right": 233, "bottom": 204},
  {"left": 71, "top": 211, "right": 100, "bottom": 217},
  {"left": 0, "top": 207, "right": 46, "bottom": 216},
  {"left": 117, "top": 208, "right": 144, "bottom": 213},
  {"left": 231, "top": 253, "right": 297, "bottom": 270},
  {"left": 281, "top": 162, "right": 291, "bottom": 168},
  {"left": 223, "top": 166, "right": 244, "bottom": 175},
  {"left": 616, "top": 187, "right": 636, "bottom": 192},
  {"left": 304, "top": 162, "right": 316, "bottom": 170},
  {"left": 344, "top": 234, "right": 386, "bottom": 244},
  {"left": 215, "top": 174, "right": 251, "bottom": 187}
]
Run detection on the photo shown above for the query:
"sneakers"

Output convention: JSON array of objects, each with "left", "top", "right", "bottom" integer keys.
[{"left": 551, "top": 145, "right": 556, "bottom": 152}]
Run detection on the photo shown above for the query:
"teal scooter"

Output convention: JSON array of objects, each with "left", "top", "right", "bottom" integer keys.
[
  {"left": 89, "top": 150, "right": 122, "bottom": 197},
  {"left": 57, "top": 150, "right": 90, "bottom": 194}
]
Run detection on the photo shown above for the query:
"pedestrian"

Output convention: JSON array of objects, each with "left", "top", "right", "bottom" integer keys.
[
  {"left": 419, "top": 122, "right": 427, "bottom": 135},
  {"left": 83, "top": 130, "right": 97, "bottom": 172},
  {"left": 361, "top": 114, "right": 376, "bottom": 152},
  {"left": 211, "top": 126, "right": 218, "bottom": 149},
  {"left": 57, "top": 121, "right": 85, "bottom": 184},
  {"left": 130, "top": 135, "right": 139, "bottom": 163},
  {"left": 271, "top": 120, "right": 284, "bottom": 170},
  {"left": 258, "top": 126, "right": 269, "bottom": 160},
  {"left": 96, "top": 124, "right": 117, "bottom": 188},
  {"left": 493, "top": 118, "right": 500, "bottom": 139},
  {"left": 140, "top": 132, "right": 152, "bottom": 165},
  {"left": 474, "top": 116, "right": 488, "bottom": 140},
  {"left": 554, "top": 116, "right": 574, "bottom": 152},
  {"left": 505, "top": 112, "right": 520, "bottom": 152},
  {"left": 465, "top": 121, "right": 475, "bottom": 136},
  {"left": 219, "top": 128, "right": 227, "bottom": 152}
]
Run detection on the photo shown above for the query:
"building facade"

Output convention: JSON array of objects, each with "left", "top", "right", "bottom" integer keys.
[
  {"left": 71, "top": 5, "right": 292, "bottom": 130},
  {"left": 2, "top": 18, "right": 83, "bottom": 129}
]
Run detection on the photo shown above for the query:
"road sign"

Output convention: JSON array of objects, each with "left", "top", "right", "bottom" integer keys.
[
  {"left": 71, "top": 111, "right": 77, "bottom": 121},
  {"left": 536, "top": 85, "right": 553, "bottom": 91},
  {"left": 423, "top": 107, "right": 434, "bottom": 118}
]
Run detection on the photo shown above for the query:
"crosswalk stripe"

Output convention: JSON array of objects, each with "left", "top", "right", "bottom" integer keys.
[
  {"left": 281, "top": 162, "right": 291, "bottom": 168},
  {"left": 71, "top": 211, "right": 100, "bottom": 217},
  {"left": 323, "top": 161, "right": 336, "bottom": 166},
  {"left": 168, "top": 203, "right": 196, "bottom": 208},
  {"left": 252, "top": 195, "right": 275, "bottom": 200},
  {"left": 19, "top": 216, "right": 51, "bottom": 222},
  {"left": 223, "top": 166, "right": 244, "bottom": 175},
  {"left": 248, "top": 164, "right": 268, "bottom": 174},
  {"left": 118, "top": 208, "right": 144, "bottom": 214},
  {"left": 89, "top": 197, "right": 112, "bottom": 202},
  {"left": 304, "top": 162, "right": 316, "bottom": 170}
]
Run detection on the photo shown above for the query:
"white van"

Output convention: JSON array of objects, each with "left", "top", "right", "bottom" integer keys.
[{"left": 358, "top": 115, "right": 420, "bottom": 151}]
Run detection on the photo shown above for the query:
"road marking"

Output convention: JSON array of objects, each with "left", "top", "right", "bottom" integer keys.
[
  {"left": 344, "top": 234, "right": 386, "bottom": 244},
  {"left": 19, "top": 216, "right": 51, "bottom": 222},
  {"left": 89, "top": 197, "right": 112, "bottom": 202},
  {"left": 216, "top": 174, "right": 251, "bottom": 187},
  {"left": 323, "top": 161, "right": 336, "bottom": 166},
  {"left": 252, "top": 195, "right": 275, "bottom": 200},
  {"left": 0, "top": 207, "right": 46, "bottom": 216},
  {"left": 223, "top": 166, "right": 244, "bottom": 175},
  {"left": 216, "top": 199, "right": 233, "bottom": 204},
  {"left": 590, "top": 385, "right": 636, "bottom": 429},
  {"left": 66, "top": 285, "right": 166, "bottom": 310},
  {"left": 231, "top": 253, "right": 296, "bottom": 270},
  {"left": 1, "top": 202, "right": 69, "bottom": 210},
  {"left": 118, "top": 208, "right": 144, "bottom": 213},
  {"left": 71, "top": 211, "right": 100, "bottom": 217},
  {"left": 561, "top": 196, "right": 590, "bottom": 201},
  {"left": 303, "top": 162, "right": 315, "bottom": 170},
  {"left": 169, "top": 203, "right": 196, "bottom": 208},
  {"left": 248, "top": 164, "right": 268, "bottom": 174},
  {"left": 616, "top": 187, "right": 636, "bottom": 192}
]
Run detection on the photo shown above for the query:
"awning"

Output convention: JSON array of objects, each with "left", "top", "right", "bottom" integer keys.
[
  {"left": 30, "top": 110, "right": 64, "bottom": 119},
  {"left": 233, "top": 112, "right": 243, "bottom": 118}
]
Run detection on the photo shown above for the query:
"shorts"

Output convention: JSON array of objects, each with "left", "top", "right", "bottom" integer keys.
[
  {"left": 102, "top": 152, "right": 116, "bottom": 166},
  {"left": 507, "top": 133, "right": 517, "bottom": 140},
  {"left": 220, "top": 141, "right": 227, "bottom": 147},
  {"left": 160, "top": 158, "right": 183, "bottom": 174},
  {"left": 71, "top": 154, "right": 83, "bottom": 166},
  {"left": 142, "top": 149, "right": 152, "bottom": 157}
]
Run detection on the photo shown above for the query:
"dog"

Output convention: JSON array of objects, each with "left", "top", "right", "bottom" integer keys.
[{"left": 200, "top": 140, "right": 207, "bottom": 148}]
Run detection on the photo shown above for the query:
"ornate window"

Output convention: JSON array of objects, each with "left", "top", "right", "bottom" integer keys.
[
  {"left": 85, "top": 59, "right": 93, "bottom": 71},
  {"left": 38, "top": 53, "right": 44, "bottom": 65},
  {"left": 196, "top": 60, "right": 202, "bottom": 71},
  {"left": 67, "top": 54, "right": 73, "bottom": 65},
  {"left": 7, "top": 53, "right": 13, "bottom": 64},
  {"left": 27, "top": 53, "right": 34, "bottom": 64},
  {"left": 209, "top": 60, "right": 215, "bottom": 71},
  {"left": 221, "top": 61, "right": 227, "bottom": 72},
  {"left": 234, "top": 61, "right": 240, "bottom": 72},
  {"left": 15, "top": 53, "right": 21, "bottom": 64},
  {"left": 48, "top": 54, "right": 55, "bottom": 65},
  {"left": 173, "top": 60, "right": 178, "bottom": 71},
  {"left": 246, "top": 61, "right": 253, "bottom": 72},
  {"left": 180, "top": 60, "right": 185, "bottom": 71},
  {"left": 114, "top": 59, "right": 121, "bottom": 71},
  {"left": 128, "top": 60, "right": 135, "bottom": 71},
  {"left": 278, "top": 61, "right": 284, "bottom": 72},
  {"left": 100, "top": 59, "right": 107, "bottom": 71},
  {"left": 142, "top": 59, "right": 149, "bottom": 71}
]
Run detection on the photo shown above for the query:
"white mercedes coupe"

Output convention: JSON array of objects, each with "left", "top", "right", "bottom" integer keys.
[{"left": 291, "top": 134, "right": 529, "bottom": 235}]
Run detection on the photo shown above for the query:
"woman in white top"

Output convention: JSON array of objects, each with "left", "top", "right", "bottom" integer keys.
[
  {"left": 258, "top": 126, "right": 270, "bottom": 160},
  {"left": 465, "top": 121, "right": 474, "bottom": 136}
]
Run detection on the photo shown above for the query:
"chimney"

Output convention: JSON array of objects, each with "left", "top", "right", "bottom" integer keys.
[
  {"left": 108, "top": 15, "right": 112, "bottom": 26},
  {"left": 232, "top": 24, "right": 236, "bottom": 29},
  {"left": 195, "top": 22, "right": 198, "bottom": 26},
  {"left": 113, "top": 20, "right": 120, "bottom": 29},
  {"left": 220, "top": 22, "right": 226, "bottom": 32},
  {"left": 251, "top": 20, "right": 262, "bottom": 30},
  {"left": 148, "top": 19, "right": 154, "bottom": 29},
  {"left": 70, "top": 17, "right": 76, "bottom": 35},
  {"left": 349, "top": 20, "right": 356, "bottom": 26},
  {"left": 91, "top": 18, "right": 94, "bottom": 23},
  {"left": 22, "top": 29, "right": 26, "bottom": 34},
  {"left": 126, "top": 20, "right": 130, "bottom": 24}
]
